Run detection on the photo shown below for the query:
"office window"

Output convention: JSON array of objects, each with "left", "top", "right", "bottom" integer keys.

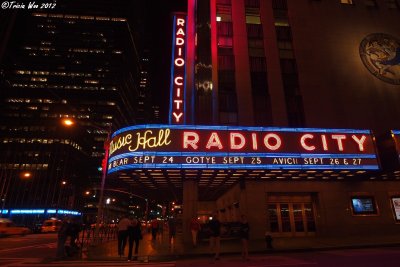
[
  {"left": 246, "top": 15, "right": 261, "bottom": 24},
  {"left": 217, "top": 0, "right": 231, "bottom": 5},
  {"left": 275, "top": 26, "right": 292, "bottom": 41},
  {"left": 272, "top": 0, "right": 288, "bottom": 9},
  {"left": 218, "top": 55, "right": 235, "bottom": 70},
  {"left": 217, "top": 22, "right": 233, "bottom": 36},
  {"left": 365, "top": 0, "right": 378, "bottom": 7},
  {"left": 340, "top": 0, "right": 354, "bottom": 4},
  {"left": 385, "top": 0, "right": 399, "bottom": 9},
  {"left": 218, "top": 36, "right": 233, "bottom": 47},
  {"left": 245, "top": 0, "right": 260, "bottom": 8},
  {"left": 247, "top": 24, "right": 263, "bottom": 38},
  {"left": 250, "top": 57, "right": 267, "bottom": 72}
]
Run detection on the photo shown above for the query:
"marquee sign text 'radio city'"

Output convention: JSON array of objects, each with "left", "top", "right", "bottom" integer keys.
[
  {"left": 169, "top": 14, "right": 187, "bottom": 124},
  {"left": 107, "top": 125, "right": 379, "bottom": 173}
]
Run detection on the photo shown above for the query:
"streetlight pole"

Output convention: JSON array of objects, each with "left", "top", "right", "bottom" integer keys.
[
  {"left": 61, "top": 118, "right": 111, "bottom": 244},
  {"left": 93, "top": 131, "right": 110, "bottom": 244}
]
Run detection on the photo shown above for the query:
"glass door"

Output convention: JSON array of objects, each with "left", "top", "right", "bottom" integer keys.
[{"left": 267, "top": 202, "right": 316, "bottom": 236}]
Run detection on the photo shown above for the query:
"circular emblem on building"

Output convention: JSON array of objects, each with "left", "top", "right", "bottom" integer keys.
[{"left": 359, "top": 33, "right": 400, "bottom": 85}]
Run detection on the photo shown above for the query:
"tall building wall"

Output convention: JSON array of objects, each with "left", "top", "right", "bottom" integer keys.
[
  {"left": 0, "top": 8, "right": 142, "bottom": 211},
  {"left": 191, "top": 0, "right": 400, "bottom": 131}
]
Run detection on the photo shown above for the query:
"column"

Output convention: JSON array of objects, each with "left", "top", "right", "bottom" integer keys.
[{"left": 182, "top": 180, "right": 198, "bottom": 246}]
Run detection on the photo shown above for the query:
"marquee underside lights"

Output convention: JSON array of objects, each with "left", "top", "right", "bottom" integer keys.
[
  {"left": 169, "top": 13, "right": 187, "bottom": 124},
  {"left": 107, "top": 125, "right": 380, "bottom": 173}
]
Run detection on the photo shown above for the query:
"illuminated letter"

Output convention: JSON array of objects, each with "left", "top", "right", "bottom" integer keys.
[
  {"left": 176, "top": 88, "right": 181, "bottom": 97},
  {"left": 183, "top": 131, "right": 199, "bottom": 150},
  {"left": 264, "top": 133, "right": 282, "bottom": 151},
  {"left": 176, "top": 38, "right": 185, "bottom": 46},
  {"left": 206, "top": 132, "right": 223, "bottom": 150},
  {"left": 300, "top": 134, "right": 315, "bottom": 151},
  {"left": 230, "top": 133, "right": 245, "bottom": 150},
  {"left": 177, "top": 18, "right": 185, "bottom": 26},
  {"left": 321, "top": 134, "right": 328, "bottom": 151},
  {"left": 174, "top": 77, "right": 183, "bottom": 86},
  {"left": 173, "top": 112, "right": 183, "bottom": 122},
  {"left": 176, "top": 28, "right": 185, "bottom": 36},
  {"left": 332, "top": 135, "right": 346, "bottom": 151},
  {"left": 174, "top": 100, "right": 183, "bottom": 109},
  {"left": 352, "top": 135, "right": 367, "bottom": 152},
  {"left": 174, "top": 58, "right": 185, "bottom": 67},
  {"left": 252, "top": 133, "right": 258, "bottom": 150}
]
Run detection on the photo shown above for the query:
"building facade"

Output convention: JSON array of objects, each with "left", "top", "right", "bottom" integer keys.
[
  {"left": 0, "top": 3, "right": 145, "bottom": 224},
  {"left": 185, "top": 0, "right": 400, "bottom": 240},
  {"left": 107, "top": 0, "right": 400, "bottom": 246}
]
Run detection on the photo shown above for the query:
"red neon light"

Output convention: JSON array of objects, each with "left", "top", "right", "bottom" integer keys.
[
  {"left": 300, "top": 134, "right": 316, "bottom": 151},
  {"left": 263, "top": 133, "right": 282, "bottom": 151}
]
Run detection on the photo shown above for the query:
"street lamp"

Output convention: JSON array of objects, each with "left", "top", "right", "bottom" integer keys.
[{"left": 61, "top": 118, "right": 111, "bottom": 244}]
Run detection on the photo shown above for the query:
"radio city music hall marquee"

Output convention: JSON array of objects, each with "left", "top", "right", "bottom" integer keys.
[
  {"left": 107, "top": 125, "right": 379, "bottom": 174},
  {"left": 169, "top": 13, "right": 187, "bottom": 124}
]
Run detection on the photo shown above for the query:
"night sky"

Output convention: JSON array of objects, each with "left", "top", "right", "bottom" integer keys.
[{"left": 136, "top": 0, "right": 187, "bottom": 122}]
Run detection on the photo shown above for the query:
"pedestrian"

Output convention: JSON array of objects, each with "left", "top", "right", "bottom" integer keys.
[
  {"left": 189, "top": 216, "right": 201, "bottom": 247},
  {"left": 151, "top": 218, "right": 158, "bottom": 240},
  {"left": 239, "top": 215, "right": 250, "bottom": 261},
  {"left": 66, "top": 217, "right": 82, "bottom": 257},
  {"left": 127, "top": 218, "right": 142, "bottom": 261},
  {"left": 168, "top": 216, "right": 177, "bottom": 243},
  {"left": 265, "top": 231, "right": 273, "bottom": 250},
  {"left": 208, "top": 212, "right": 221, "bottom": 260},
  {"left": 56, "top": 217, "right": 70, "bottom": 259},
  {"left": 117, "top": 215, "right": 131, "bottom": 257}
]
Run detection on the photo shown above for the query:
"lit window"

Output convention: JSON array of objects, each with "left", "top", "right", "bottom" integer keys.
[
  {"left": 246, "top": 15, "right": 261, "bottom": 24},
  {"left": 340, "top": 0, "right": 354, "bottom": 4}
]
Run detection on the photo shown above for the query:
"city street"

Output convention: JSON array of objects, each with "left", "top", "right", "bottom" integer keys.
[
  {"left": 1, "top": 233, "right": 400, "bottom": 267},
  {"left": 0, "top": 233, "right": 57, "bottom": 265}
]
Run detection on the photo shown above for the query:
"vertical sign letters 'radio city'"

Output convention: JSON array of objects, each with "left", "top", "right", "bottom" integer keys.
[{"left": 169, "top": 14, "right": 187, "bottom": 124}]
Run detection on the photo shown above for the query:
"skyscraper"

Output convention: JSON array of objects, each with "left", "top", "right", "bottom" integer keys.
[{"left": 0, "top": 2, "right": 143, "bottom": 218}]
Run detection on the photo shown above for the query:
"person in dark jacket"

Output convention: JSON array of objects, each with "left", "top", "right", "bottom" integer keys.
[
  {"left": 208, "top": 212, "right": 221, "bottom": 260},
  {"left": 56, "top": 217, "right": 70, "bottom": 259},
  {"left": 127, "top": 218, "right": 142, "bottom": 261}
]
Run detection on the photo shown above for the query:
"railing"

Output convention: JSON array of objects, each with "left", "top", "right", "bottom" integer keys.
[{"left": 78, "top": 226, "right": 117, "bottom": 258}]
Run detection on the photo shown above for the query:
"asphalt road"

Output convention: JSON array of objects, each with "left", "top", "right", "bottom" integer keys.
[
  {"left": 1, "top": 234, "right": 400, "bottom": 267},
  {"left": 0, "top": 233, "right": 57, "bottom": 260}
]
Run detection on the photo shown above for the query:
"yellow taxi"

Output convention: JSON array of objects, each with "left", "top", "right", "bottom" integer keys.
[
  {"left": 0, "top": 218, "right": 31, "bottom": 237},
  {"left": 41, "top": 219, "right": 62, "bottom": 233}
]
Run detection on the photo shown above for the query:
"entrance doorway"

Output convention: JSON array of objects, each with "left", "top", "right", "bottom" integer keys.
[{"left": 267, "top": 194, "right": 316, "bottom": 236}]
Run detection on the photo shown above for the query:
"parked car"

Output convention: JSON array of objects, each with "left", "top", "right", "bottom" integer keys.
[
  {"left": 0, "top": 218, "right": 31, "bottom": 237},
  {"left": 41, "top": 219, "right": 62, "bottom": 233}
]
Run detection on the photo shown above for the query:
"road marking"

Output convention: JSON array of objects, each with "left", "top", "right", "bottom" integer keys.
[{"left": 0, "top": 242, "right": 56, "bottom": 253}]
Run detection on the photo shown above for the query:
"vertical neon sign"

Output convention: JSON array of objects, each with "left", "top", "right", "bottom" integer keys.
[{"left": 169, "top": 13, "right": 187, "bottom": 124}]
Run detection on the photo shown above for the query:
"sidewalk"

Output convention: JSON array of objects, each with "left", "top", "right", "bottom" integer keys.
[{"left": 87, "top": 231, "right": 400, "bottom": 262}]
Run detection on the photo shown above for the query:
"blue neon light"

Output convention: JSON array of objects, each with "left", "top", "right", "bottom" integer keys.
[
  {"left": 108, "top": 163, "right": 379, "bottom": 174},
  {"left": 109, "top": 151, "right": 377, "bottom": 163},
  {"left": 112, "top": 124, "right": 372, "bottom": 138},
  {"left": 2, "top": 209, "right": 81, "bottom": 216},
  {"left": 10, "top": 209, "right": 45, "bottom": 214},
  {"left": 392, "top": 130, "right": 400, "bottom": 135}
]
